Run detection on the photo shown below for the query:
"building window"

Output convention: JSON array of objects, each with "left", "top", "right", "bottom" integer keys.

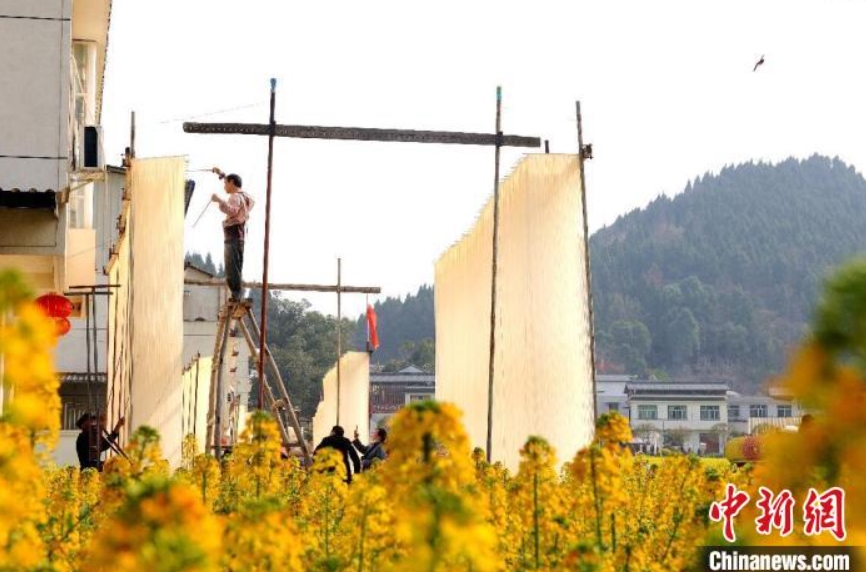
[
  {"left": 407, "top": 394, "right": 428, "bottom": 404},
  {"left": 700, "top": 405, "right": 720, "bottom": 421},
  {"left": 607, "top": 402, "right": 619, "bottom": 413},
  {"left": 728, "top": 405, "right": 740, "bottom": 420},
  {"left": 668, "top": 405, "right": 687, "bottom": 420},
  {"left": 750, "top": 404, "right": 768, "bottom": 418},
  {"left": 73, "top": 41, "right": 97, "bottom": 127},
  {"left": 777, "top": 404, "right": 792, "bottom": 418},
  {"left": 637, "top": 405, "right": 657, "bottom": 420}
]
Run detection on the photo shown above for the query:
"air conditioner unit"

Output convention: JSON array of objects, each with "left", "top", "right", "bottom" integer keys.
[{"left": 78, "top": 125, "right": 104, "bottom": 171}]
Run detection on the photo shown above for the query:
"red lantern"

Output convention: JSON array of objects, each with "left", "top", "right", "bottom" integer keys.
[
  {"left": 54, "top": 317, "right": 71, "bottom": 337},
  {"left": 35, "top": 293, "right": 72, "bottom": 318}
]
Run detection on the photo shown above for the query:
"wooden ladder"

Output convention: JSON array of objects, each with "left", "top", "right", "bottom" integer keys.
[{"left": 206, "top": 300, "right": 311, "bottom": 464}]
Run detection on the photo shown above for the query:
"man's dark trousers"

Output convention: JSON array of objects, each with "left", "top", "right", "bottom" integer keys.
[{"left": 224, "top": 228, "right": 244, "bottom": 301}]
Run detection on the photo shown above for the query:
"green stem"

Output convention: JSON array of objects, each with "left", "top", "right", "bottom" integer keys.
[
  {"left": 610, "top": 512, "right": 617, "bottom": 552},
  {"left": 357, "top": 501, "right": 369, "bottom": 572},
  {"left": 324, "top": 487, "right": 331, "bottom": 559},
  {"left": 589, "top": 447, "right": 603, "bottom": 549},
  {"left": 660, "top": 471, "right": 691, "bottom": 563}
]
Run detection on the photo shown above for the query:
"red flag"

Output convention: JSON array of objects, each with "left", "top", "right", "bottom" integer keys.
[{"left": 366, "top": 304, "right": 380, "bottom": 352}]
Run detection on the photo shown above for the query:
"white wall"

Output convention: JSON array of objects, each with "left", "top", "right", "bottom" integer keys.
[
  {"left": 51, "top": 430, "right": 80, "bottom": 467},
  {"left": 0, "top": 0, "right": 71, "bottom": 191}
]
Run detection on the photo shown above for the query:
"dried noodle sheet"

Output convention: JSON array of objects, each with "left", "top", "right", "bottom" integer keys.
[
  {"left": 435, "top": 154, "right": 594, "bottom": 471},
  {"left": 312, "top": 352, "right": 371, "bottom": 447}
]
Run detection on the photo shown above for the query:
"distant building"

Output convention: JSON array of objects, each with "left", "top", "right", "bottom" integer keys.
[
  {"left": 369, "top": 365, "right": 435, "bottom": 429},
  {"left": 626, "top": 380, "right": 730, "bottom": 455},
  {"left": 596, "top": 374, "right": 804, "bottom": 455},
  {"left": 726, "top": 392, "right": 804, "bottom": 435}
]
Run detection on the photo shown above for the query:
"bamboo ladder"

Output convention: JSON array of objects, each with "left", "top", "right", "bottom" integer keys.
[{"left": 205, "top": 300, "right": 311, "bottom": 463}]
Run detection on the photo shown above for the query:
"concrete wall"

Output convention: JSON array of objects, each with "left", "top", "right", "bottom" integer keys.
[
  {"left": 435, "top": 154, "right": 595, "bottom": 471},
  {"left": 0, "top": 0, "right": 71, "bottom": 191}
]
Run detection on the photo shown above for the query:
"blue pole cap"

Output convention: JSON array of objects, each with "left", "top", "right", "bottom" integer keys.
[
  {"left": 496, "top": 86, "right": 502, "bottom": 101},
  {"left": 270, "top": 78, "right": 277, "bottom": 90}
]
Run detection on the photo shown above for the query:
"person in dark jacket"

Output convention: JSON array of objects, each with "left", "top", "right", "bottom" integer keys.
[
  {"left": 353, "top": 427, "right": 387, "bottom": 471},
  {"left": 314, "top": 425, "right": 361, "bottom": 483},
  {"left": 76, "top": 413, "right": 124, "bottom": 471}
]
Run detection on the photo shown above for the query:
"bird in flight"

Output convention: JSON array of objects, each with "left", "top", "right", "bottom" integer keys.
[{"left": 753, "top": 55, "right": 765, "bottom": 72}]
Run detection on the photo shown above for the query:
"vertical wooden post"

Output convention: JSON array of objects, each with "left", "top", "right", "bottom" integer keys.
[
  {"left": 91, "top": 287, "right": 103, "bottom": 463},
  {"left": 214, "top": 311, "right": 232, "bottom": 458},
  {"left": 576, "top": 101, "right": 598, "bottom": 423},
  {"left": 486, "top": 86, "right": 503, "bottom": 463},
  {"left": 258, "top": 79, "right": 277, "bottom": 410},
  {"left": 336, "top": 258, "right": 342, "bottom": 426},
  {"left": 193, "top": 353, "right": 200, "bottom": 436}
]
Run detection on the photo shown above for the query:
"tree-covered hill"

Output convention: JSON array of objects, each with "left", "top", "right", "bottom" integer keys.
[{"left": 590, "top": 155, "right": 866, "bottom": 390}]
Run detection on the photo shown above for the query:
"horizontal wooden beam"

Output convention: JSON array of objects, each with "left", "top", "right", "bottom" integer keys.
[
  {"left": 183, "top": 122, "right": 541, "bottom": 148},
  {"left": 185, "top": 278, "right": 380, "bottom": 295}
]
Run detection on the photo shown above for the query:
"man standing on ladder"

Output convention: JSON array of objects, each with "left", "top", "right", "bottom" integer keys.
[{"left": 211, "top": 168, "right": 255, "bottom": 302}]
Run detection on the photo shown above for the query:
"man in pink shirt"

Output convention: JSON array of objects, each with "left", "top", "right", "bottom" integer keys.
[{"left": 211, "top": 169, "right": 255, "bottom": 301}]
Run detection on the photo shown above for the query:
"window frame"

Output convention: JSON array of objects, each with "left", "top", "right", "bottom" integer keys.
[
  {"left": 637, "top": 405, "right": 658, "bottom": 420},
  {"left": 668, "top": 405, "right": 687, "bottom": 420},
  {"left": 750, "top": 404, "right": 768, "bottom": 418},
  {"left": 700, "top": 405, "right": 720, "bottom": 421}
]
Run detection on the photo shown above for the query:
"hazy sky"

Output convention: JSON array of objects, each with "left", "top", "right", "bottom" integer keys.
[{"left": 102, "top": 0, "right": 866, "bottom": 317}]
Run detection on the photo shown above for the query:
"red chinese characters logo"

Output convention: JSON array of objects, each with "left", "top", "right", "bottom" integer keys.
[
  {"left": 755, "top": 487, "right": 795, "bottom": 536},
  {"left": 710, "top": 485, "right": 847, "bottom": 542},
  {"left": 803, "top": 487, "right": 846, "bottom": 541},
  {"left": 710, "top": 484, "right": 751, "bottom": 542}
]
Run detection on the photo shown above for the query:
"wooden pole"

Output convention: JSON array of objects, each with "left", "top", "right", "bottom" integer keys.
[
  {"left": 486, "top": 86, "right": 503, "bottom": 463},
  {"left": 258, "top": 78, "right": 277, "bottom": 410},
  {"left": 336, "top": 258, "right": 342, "bottom": 426},
  {"left": 214, "top": 310, "right": 232, "bottom": 457},
  {"left": 183, "top": 278, "right": 379, "bottom": 294},
  {"left": 193, "top": 353, "right": 200, "bottom": 436},
  {"left": 576, "top": 101, "right": 598, "bottom": 423},
  {"left": 91, "top": 287, "right": 103, "bottom": 464}
]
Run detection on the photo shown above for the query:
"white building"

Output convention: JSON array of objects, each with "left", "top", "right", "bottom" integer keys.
[
  {"left": 595, "top": 375, "right": 804, "bottom": 456},
  {"left": 0, "top": 0, "right": 111, "bottom": 292},
  {"left": 0, "top": 0, "right": 113, "bottom": 464},
  {"left": 595, "top": 374, "right": 632, "bottom": 418},
  {"left": 727, "top": 392, "right": 804, "bottom": 435},
  {"left": 625, "top": 381, "right": 730, "bottom": 455},
  {"left": 0, "top": 2, "right": 212, "bottom": 468}
]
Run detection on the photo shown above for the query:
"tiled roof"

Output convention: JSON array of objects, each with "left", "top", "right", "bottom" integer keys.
[
  {"left": 371, "top": 373, "right": 435, "bottom": 384},
  {"left": 184, "top": 261, "right": 216, "bottom": 278},
  {"left": 627, "top": 382, "right": 729, "bottom": 392}
]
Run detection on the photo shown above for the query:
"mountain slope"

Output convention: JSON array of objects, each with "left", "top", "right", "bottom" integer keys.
[{"left": 591, "top": 155, "right": 866, "bottom": 389}]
